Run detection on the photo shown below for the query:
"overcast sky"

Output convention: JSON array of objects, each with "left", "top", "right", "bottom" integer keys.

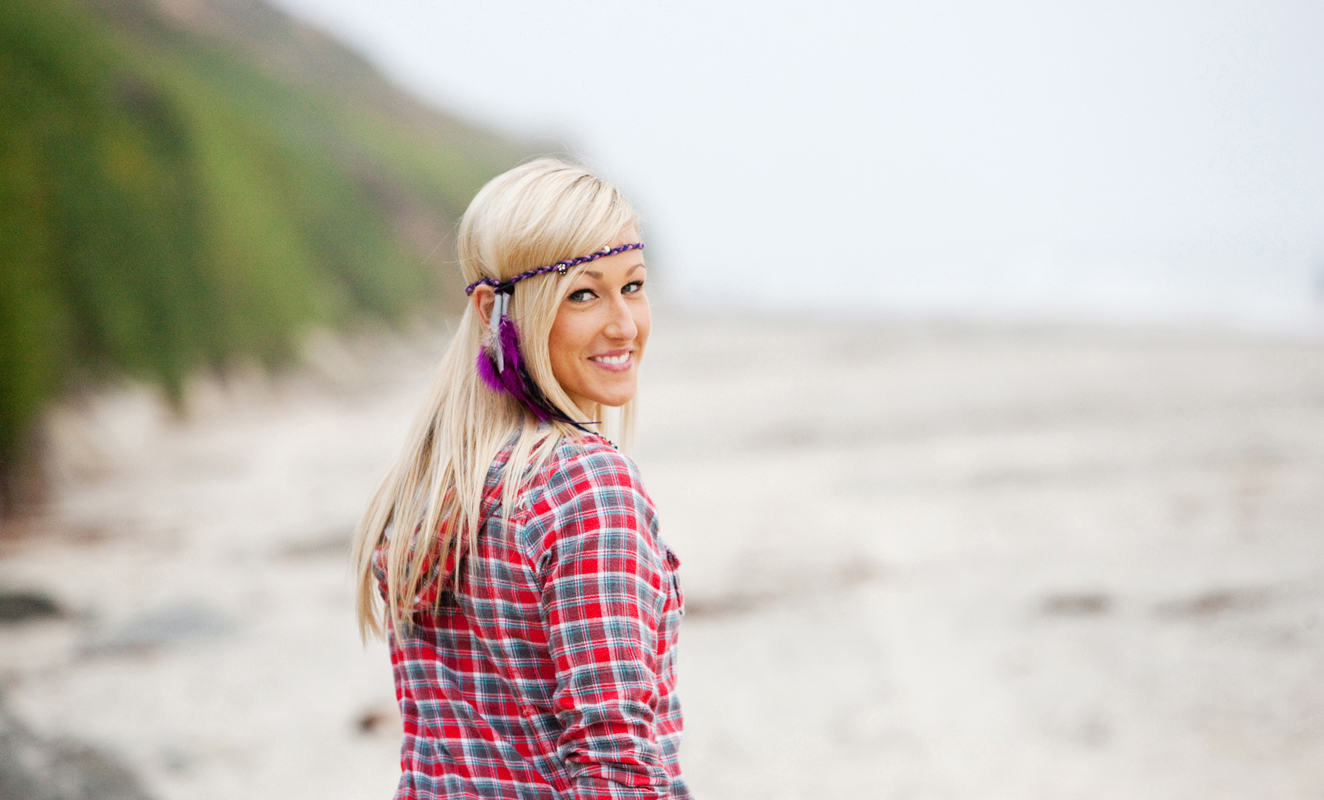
[{"left": 269, "top": 0, "right": 1324, "bottom": 326}]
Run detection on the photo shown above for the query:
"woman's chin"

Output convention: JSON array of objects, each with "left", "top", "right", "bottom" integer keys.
[
  {"left": 573, "top": 378, "right": 638, "bottom": 410},
  {"left": 585, "top": 392, "right": 635, "bottom": 411}
]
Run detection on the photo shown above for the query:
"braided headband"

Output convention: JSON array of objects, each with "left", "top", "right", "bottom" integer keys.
[
  {"left": 470, "top": 241, "right": 644, "bottom": 432},
  {"left": 465, "top": 242, "right": 644, "bottom": 296}
]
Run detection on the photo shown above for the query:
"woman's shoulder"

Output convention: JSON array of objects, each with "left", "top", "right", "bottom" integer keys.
[
  {"left": 518, "top": 434, "right": 660, "bottom": 566},
  {"left": 546, "top": 433, "right": 642, "bottom": 486},
  {"left": 524, "top": 433, "right": 651, "bottom": 513}
]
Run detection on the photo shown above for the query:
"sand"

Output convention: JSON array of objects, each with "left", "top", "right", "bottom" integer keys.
[{"left": 1, "top": 310, "right": 1322, "bottom": 799}]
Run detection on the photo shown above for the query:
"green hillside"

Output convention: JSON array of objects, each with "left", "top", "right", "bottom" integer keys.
[{"left": 0, "top": 0, "right": 529, "bottom": 510}]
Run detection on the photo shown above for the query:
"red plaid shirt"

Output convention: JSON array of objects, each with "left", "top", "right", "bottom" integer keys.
[{"left": 379, "top": 434, "right": 690, "bottom": 799}]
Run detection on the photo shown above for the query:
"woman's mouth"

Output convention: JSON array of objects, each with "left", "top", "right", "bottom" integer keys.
[{"left": 589, "top": 351, "right": 632, "bottom": 371}]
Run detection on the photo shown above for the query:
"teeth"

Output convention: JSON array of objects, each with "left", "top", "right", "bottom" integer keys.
[{"left": 592, "top": 353, "right": 630, "bottom": 365}]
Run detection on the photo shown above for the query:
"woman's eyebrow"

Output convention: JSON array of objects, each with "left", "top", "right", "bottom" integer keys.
[{"left": 582, "top": 263, "right": 645, "bottom": 280}]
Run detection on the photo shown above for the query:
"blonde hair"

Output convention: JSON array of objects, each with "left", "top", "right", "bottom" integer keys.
[{"left": 351, "top": 158, "right": 641, "bottom": 639}]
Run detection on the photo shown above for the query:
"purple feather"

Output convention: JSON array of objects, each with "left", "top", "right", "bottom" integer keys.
[{"left": 476, "top": 315, "right": 570, "bottom": 424}]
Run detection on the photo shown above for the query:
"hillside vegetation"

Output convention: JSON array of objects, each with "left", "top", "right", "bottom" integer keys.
[{"left": 0, "top": 0, "right": 529, "bottom": 510}]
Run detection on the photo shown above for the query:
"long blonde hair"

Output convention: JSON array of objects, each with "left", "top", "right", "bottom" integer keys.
[{"left": 352, "top": 158, "right": 641, "bottom": 639}]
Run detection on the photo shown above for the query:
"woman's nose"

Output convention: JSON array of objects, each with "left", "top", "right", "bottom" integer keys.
[{"left": 603, "top": 295, "right": 639, "bottom": 340}]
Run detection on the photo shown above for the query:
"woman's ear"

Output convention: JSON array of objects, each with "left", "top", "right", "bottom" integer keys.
[{"left": 472, "top": 285, "right": 496, "bottom": 327}]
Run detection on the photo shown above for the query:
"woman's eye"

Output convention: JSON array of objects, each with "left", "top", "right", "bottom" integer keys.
[
  {"left": 622, "top": 280, "right": 645, "bottom": 294},
  {"left": 567, "top": 288, "right": 596, "bottom": 302}
]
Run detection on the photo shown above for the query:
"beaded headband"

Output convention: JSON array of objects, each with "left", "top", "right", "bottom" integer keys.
[
  {"left": 464, "top": 242, "right": 644, "bottom": 296},
  {"left": 469, "top": 241, "right": 645, "bottom": 431}
]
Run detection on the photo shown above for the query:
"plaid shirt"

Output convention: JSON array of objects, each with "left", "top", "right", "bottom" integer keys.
[{"left": 380, "top": 434, "right": 691, "bottom": 800}]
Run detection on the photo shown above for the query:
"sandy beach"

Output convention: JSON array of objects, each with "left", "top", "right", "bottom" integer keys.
[{"left": 2, "top": 309, "right": 1322, "bottom": 799}]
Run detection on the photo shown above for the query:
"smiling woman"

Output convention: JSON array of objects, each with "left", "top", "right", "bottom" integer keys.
[
  {"left": 545, "top": 230, "right": 650, "bottom": 411},
  {"left": 467, "top": 229, "right": 650, "bottom": 424},
  {"left": 351, "top": 159, "right": 689, "bottom": 800}
]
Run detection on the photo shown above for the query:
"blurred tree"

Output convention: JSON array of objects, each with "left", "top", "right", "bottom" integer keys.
[{"left": 0, "top": 0, "right": 529, "bottom": 514}]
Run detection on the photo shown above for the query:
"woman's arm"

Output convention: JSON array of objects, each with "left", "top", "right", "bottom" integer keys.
[{"left": 538, "top": 445, "right": 674, "bottom": 800}]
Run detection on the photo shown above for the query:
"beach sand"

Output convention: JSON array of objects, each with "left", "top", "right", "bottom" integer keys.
[{"left": 2, "top": 310, "right": 1322, "bottom": 799}]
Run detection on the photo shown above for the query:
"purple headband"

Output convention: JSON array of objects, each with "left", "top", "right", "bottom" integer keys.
[
  {"left": 470, "top": 242, "right": 644, "bottom": 431},
  {"left": 464, "top": 242, "right": 644, "bottom": 296}
]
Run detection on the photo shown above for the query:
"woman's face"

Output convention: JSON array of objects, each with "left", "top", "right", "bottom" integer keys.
[{"left": 548, "top": 227, "right": 651, "bottom": 412}]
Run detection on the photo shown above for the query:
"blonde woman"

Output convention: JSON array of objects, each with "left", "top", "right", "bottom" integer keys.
[{"left": 352, "top": 159, "right": 690, "bottom": 799}]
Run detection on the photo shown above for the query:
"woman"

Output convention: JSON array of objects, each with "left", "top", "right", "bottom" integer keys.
[{"left": 351, "top": 158, "right": 691, "bottom": 800}]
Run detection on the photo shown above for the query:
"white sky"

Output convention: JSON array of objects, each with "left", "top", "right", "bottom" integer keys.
[{"left": 269, "top": 0, "right": 1324, "bottom": 326}]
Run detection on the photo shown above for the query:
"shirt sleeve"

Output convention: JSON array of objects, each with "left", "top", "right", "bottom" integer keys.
[{"left": 537, "top": 446, "right": 673, "bottom": 800}]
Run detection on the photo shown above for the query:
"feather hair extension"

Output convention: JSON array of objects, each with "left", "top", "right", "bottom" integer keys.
[{"left": 476, "top": 314, "right": 588, "bottom": 429}]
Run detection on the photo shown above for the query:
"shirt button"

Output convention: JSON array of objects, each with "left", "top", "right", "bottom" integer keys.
[{"left": 521, "top": 705, "right": 536, "bottom": 717}]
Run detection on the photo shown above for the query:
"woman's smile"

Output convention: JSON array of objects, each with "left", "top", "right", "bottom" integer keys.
[{"left": 589, "top": 350, "right": 633, "bottom": 369}]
